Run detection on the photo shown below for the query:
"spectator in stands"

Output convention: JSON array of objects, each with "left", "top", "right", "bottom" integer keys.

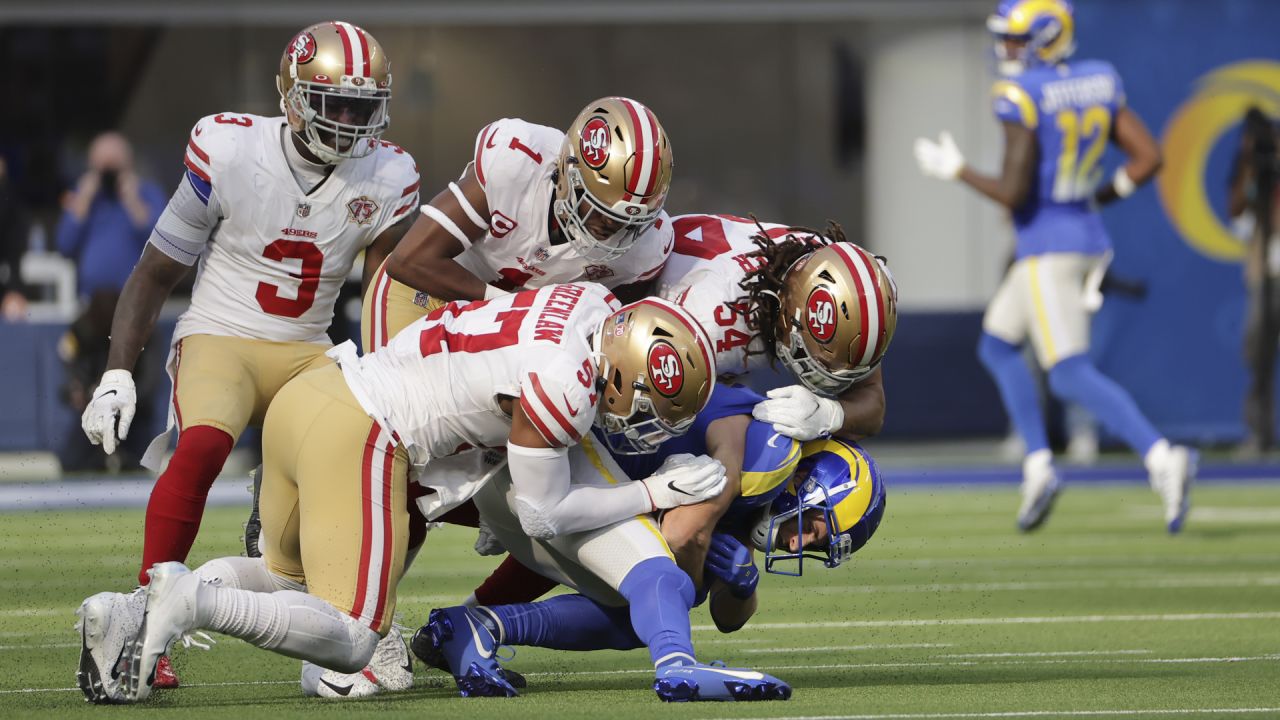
[
  {"left": 55, "top": 132, "right": 165, "bottom": 470},
  {"left": 0, "top": 156, "right": 31, "bottom": 321},
  {"left": 1228, "top": 107, "right": 1280, "bottom": 458}
]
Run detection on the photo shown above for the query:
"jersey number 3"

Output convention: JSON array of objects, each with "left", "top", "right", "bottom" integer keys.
[{"left": 256, "top": 240, "right": 323, "bottom": 318}]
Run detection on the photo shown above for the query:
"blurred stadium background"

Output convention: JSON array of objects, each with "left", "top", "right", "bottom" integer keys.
[
  {"left": 2, "top": 0, "right": 1277, "bottom": 472},
  {"left": 0, "top": 0, "right": 1278, "bottom": 715}
]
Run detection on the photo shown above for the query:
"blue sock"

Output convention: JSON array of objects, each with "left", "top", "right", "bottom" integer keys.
[
  {"left": 618, "top": 557, "right": 696, "bottom": 668},
  {"left": 977, "top": 332, "right": 1050, "bottom": 454},
  {"left": 483, "top": 594, "right": 641, "bottom": 651},
  {"left": 1048, "top": 354, "right": 1161, "bottom": 456}
]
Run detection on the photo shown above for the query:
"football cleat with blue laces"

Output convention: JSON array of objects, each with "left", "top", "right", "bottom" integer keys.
[
  {"left": 653, "top": 662, "right": 792, "bottom": 702},
  {"left": 419, "top": 606, "right": 517, "bottom": 698}
]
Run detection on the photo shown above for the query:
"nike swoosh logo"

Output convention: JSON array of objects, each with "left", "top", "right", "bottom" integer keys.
[
  {"left": 463, "top": 612, "right": 494, "bottom": 659},
  {"left": 320, "top": 678, "right": 353, "bottom": 696},
  {"left": 667, "top": 480, "right": 694, "bottom": 496},
  {"left": 686, "top": 666, "right": 765, "bottom": 681},
  {"left": 563, "top": 394, "right": 580, "bottom": 417},
  {"left": 663, "top": 238, "right": 674, "bottom": 253},
  {"left": 194, "top": 126, "right": 203, "bottom": 136},
  {"left": 766, "top": 433, "right": 783, "bottom": 448},
  {"left": 486, "top": 134, "right": 497, "bottom": 149},
  {"left": 101, "top": 390, "right": 117, "bottom": 398}
]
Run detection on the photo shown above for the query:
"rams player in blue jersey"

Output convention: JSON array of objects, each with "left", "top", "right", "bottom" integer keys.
[
  {"left": 412, "top": 384, "right": 886, "bottom": 702},
  {"left": 913, "top": 0, "right": 1195, "bottom": 533}
]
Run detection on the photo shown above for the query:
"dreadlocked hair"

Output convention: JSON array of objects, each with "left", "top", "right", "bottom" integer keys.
[{"left": 734, "top": 217, "right": 848, "bottom": 367}]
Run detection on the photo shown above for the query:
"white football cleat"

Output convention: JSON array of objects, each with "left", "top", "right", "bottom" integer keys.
[
  {"left": 1148, "top": 442, "right": 1197, "bottom": 534},
  {"left": 125, "top": 563, "right": 203, "bottom": 702},
  {"left": 302, "top": 628, "right": 414, "bottom": 699},
  {"left": 1017, "top": 449, "right": 1061, "bottom": 532},
  {"left": 76, "top": 589, "right": 144, "bottom": 704}
]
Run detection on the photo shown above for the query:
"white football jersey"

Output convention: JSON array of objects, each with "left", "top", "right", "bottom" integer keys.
[
  {"left": 657, "top": 214, "right": 804, "bottom": 379},
  {"left": 175, "top": 113, "right": 420, "bottom": 344},
  {"left": 337, "top": 282, "right": 618, "bottom": 463},
  {"left": 452, "top": 118, "right": 672, "bottom": 291}
]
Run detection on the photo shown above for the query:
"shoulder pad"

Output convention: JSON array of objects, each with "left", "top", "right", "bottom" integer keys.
[
  {"left": 473, "top": 118, "right": 563, "bottom": 189},
  {"left": 991, "top": 80, "right": 1039, "bottom": 129}
]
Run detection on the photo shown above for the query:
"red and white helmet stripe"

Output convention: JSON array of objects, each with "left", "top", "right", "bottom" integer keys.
[
  {"left": 333, "top": 20, "right": 370, "bottom": 78},
  {"left": 619, "top": 98, "right": 661, "bottom": 202},
  {"left": 829, "top": 243, "right": 888, "bottom": 368}
]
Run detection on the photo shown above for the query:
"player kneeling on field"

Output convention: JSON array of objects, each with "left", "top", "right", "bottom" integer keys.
[{"left": 75, "top": 284, "right": 725, "bottom": 704}]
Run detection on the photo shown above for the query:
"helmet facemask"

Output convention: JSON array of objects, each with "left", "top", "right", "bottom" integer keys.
[
  {"left": 553, "top": 162, "right": 656, "bottom": 263},
  {"left": 590, "top": 324, "right": 696, "bottom": 455},
  {"left": 777, "top": 318, "right": 871, "bottom": 396},
  {"left": 750, "top": 479, "right": 852, "bottom": 577},
  {"left": 282, "top": 71, "right": 390, "bottom": 164}
]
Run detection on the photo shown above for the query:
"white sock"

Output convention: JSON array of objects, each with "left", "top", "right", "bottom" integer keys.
[
  {"left": 194, "top": 556, "right": 303, "bottom": 593},
  {"left": 1023, "top": 448, "right": 1053, "bottom": 473},
  {"left": 198, "top": 586, "right": 378, "bottom": 673},
  {"left": 1144, "top": 439, "right": 1170, "bottom": 474}
]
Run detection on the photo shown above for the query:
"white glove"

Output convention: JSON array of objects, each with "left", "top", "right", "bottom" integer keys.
[
  {"left": 913, "top": 131, "right": 965, "bottom": 181},
  {"left": 81, "top": 369, "right": 137, "bottom": 455},
  {"left": 752, "top": 385, "right": 844, "bottom": 441},
  {"left": 640, "top": 453, "right": 727, "bottom": 511}
]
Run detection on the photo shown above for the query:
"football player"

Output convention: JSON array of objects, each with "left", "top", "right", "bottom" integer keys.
[
  {"left": 363, "top": 95, "right": 674, "bottom": 352},
  {"left": 75, "top": 22, "right": 418, "bottom": 690},
  {"left": 465, "top": 223, "right": 897, "bottom": 608},
  {"left": 80, "top": 285, "right": 723, "bottom": 704},
  {"left": 913, "top": 0, "right": 1196, "bottom": 532},
  {"left": 414, "top": 387, "right": 885, "bottom": 701}
]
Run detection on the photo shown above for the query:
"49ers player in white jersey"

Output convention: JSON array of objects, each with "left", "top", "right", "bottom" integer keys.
[
  {"left": 363, "top": 96, "right": 674, "bottom": 352},
  {"left": 75, "top": 22, "right": 417, "bottom": 697},
  {"left": 109, "top": 286, "right": 724, "bottom": 704},
  {"left": 660, "top": 213, "right": 897, "bottom": 442}
]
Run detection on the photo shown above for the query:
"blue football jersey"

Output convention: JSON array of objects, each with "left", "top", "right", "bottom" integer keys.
[
  {"left": 991, "top": 59, "right": 1124, "bottom": 258},
  {"left": 606, "top": 384, "right": 801, "bottom": 532}
]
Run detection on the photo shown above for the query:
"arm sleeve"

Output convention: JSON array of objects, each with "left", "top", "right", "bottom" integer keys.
[
  {"left": 146, "top": 173, "right": 222, "bottom": 266},
  {"left": 506, "top": 442, "right": 650, "bottom": 539}
]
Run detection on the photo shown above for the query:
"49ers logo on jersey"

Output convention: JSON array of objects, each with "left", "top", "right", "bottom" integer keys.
[
  {"left": 347, "top": 196, "right": 379, "bottom": 225},
  {"left": 289, "top": 32, "right": 317, "bottom": 64},
  {"left": 806, "top": 287, "right": 838, "bottom": 343},
  {"left": 490, "top": 211, "right": 518, "bottom": 238},
  {"left": 579, "top": 117, "right": 611, "bottom": 170},
  {"left": 648, "top": 341, "right": 684, "bottom": 398}
]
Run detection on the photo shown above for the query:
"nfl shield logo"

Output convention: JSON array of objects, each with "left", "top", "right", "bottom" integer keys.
[
  {"left": 533, "top": 247, "right": 551, "bottom": 262},
  {"left": 296, "top": 203, "right": 311, "bottom": 219},
  {"left": 347, "top": 196, "right": 379, "bottom": 226}
]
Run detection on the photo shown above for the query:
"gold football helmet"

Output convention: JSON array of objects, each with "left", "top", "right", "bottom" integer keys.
[
  {"left": 276, "top": 21, "right": 392, "bottom": 164},
  {"left": 593, "top": 298, "right": 714, "bottom": 454},
  {"left": 775, "top": 242, "right": 898, "bottom": 395},
  {"left": 554, "top": 97, "right": 673, "bottom": 263}
]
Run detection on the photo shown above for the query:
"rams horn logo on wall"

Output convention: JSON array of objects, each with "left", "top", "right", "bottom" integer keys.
[
  {"left": 1158, "top": 60, "right": 1280, "bottom": 262},
  {"left": 648, "top": 341, "right": 684, "bottom": 398},
  {"left": 347, "top": 196, "right": 379, "bottom": 225},
  {"left": 290, "top": 32, "right": 317, "bottom": 64},
  {"left": 579, "top": 116, "right": 611, "bottom": 170}
]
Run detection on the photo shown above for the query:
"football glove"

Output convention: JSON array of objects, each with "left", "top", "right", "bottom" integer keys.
[
  {"left": 913, "top": 131, "right": 965, "bottom": 181},
  {"left": 705, "top": 532, "right": 759, "bottom": 599},
  {"left": 752, "top": 385, "right": 843, "bottom": 441},
  {"left": 81, "top": 369, "right": 137, "bottom": 455},
  {"left": 640, "top": 453, "right": 727, "bottom": 512}
]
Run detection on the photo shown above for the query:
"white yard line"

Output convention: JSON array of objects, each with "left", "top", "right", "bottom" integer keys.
[
  {"left": 692, "top": 611, "right": 1280, "bottom": 632},
  {"left": 940, "top": 650, "right": 1151, "bottom": 658},
  {"left": 744, "top": 644, "right": 955, "bottom": 654},
  {"left": 798, "top": 576, "right": 1280, "bottom": 594},
  {"left": 709, "top": 709, "right": 1280, "bottom": 720}
]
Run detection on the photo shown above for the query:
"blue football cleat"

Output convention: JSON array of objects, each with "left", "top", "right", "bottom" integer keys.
[
  {"left": 653, "top": 662, "right": 792, "bottom": 702},
  {"left": 421, "top": 606, "right": 517, "bottom": 698}
]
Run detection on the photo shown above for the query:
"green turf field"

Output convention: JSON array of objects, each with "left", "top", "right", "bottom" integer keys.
[{"left": 2, "top": 483, "right": 1278, "bottom": 718}]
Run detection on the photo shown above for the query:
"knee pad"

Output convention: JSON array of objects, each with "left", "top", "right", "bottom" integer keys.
[
  {"left": 619, "top": 557, "right": 695, "bottom": 608},
  {"left": 977, "top": 332, "right": 1020, "bottom": 369}
]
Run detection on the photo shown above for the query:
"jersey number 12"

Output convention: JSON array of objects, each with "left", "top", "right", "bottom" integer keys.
[{"left": 1052, "top": 105, "right": 1110, "bottom": 203}]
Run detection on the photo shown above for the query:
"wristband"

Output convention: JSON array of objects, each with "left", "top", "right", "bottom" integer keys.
[{"left": 1113, "top": 167, "right": 1136, "bottom": 198}]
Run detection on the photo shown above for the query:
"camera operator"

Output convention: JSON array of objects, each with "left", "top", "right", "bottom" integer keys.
[{"left": 1228, "top": 106, "right": 1280, "bottom": 457}]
